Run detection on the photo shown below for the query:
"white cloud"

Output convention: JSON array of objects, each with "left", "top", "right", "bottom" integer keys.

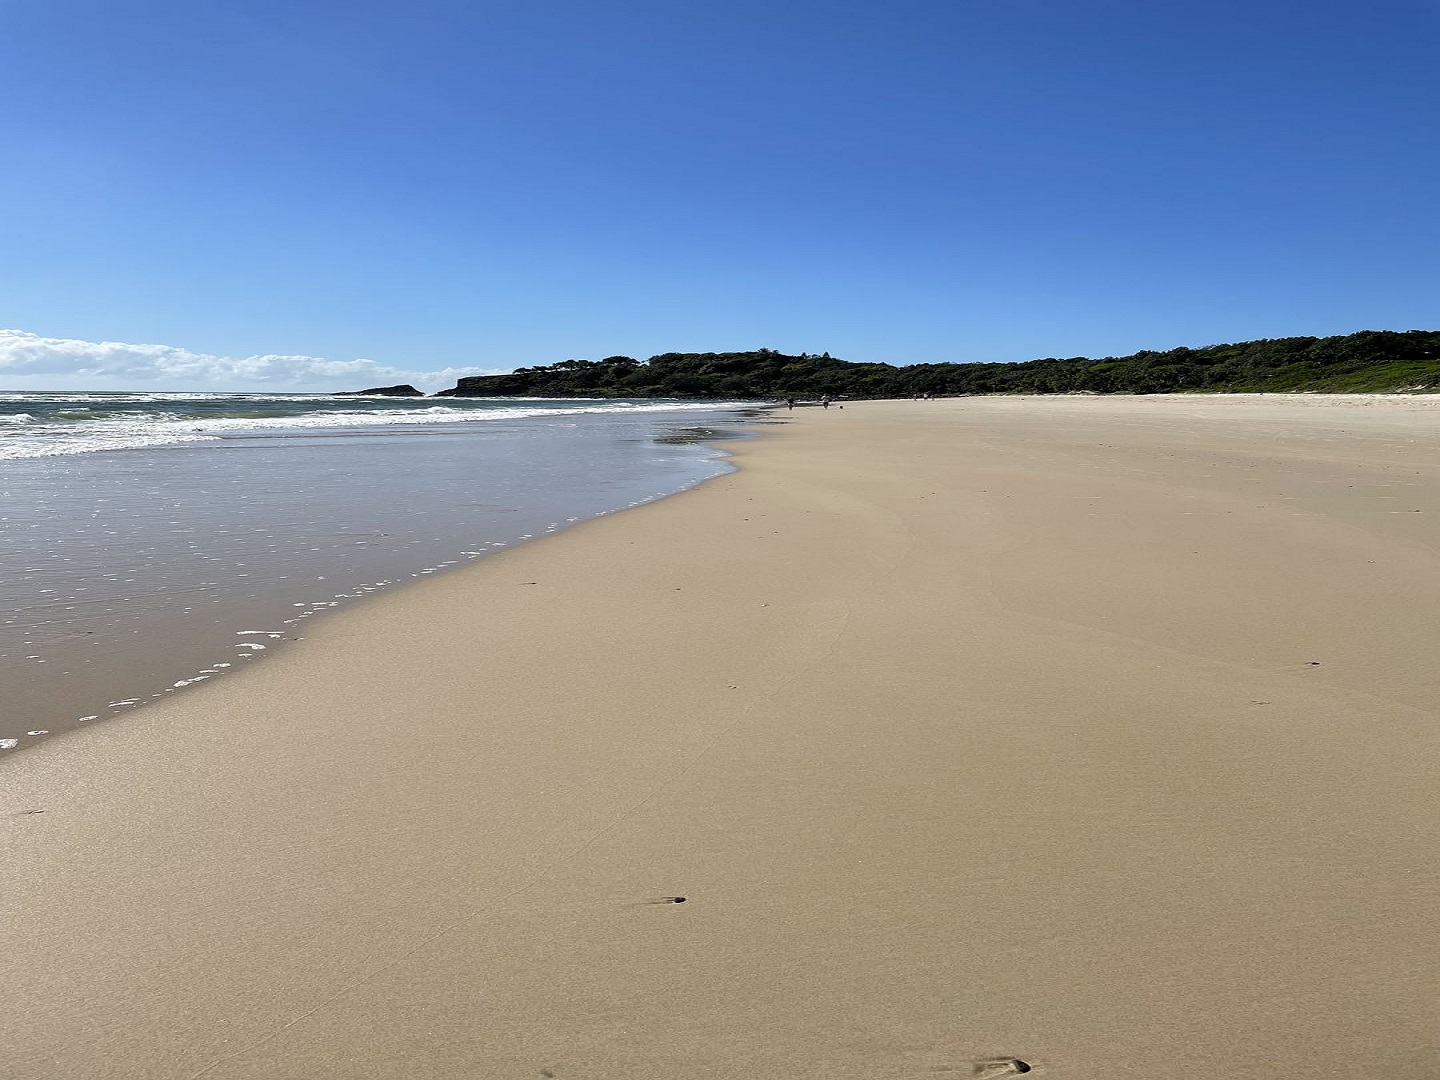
[{"left": 0, "top": 328, "right": 497, "bottom": 392}]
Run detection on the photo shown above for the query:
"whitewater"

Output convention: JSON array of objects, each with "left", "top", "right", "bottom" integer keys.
[{"left": 0, "top": 391, "right": 756, "bottom": 459}]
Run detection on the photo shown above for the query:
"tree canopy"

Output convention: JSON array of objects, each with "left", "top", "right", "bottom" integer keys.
[{"left": 434, "top": 331, "right": 1440, "bottom": 399}]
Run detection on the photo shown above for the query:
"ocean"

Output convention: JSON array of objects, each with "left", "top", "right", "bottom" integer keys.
[{"left": 1, "top": 391, "right": 764, "bottom": 753}]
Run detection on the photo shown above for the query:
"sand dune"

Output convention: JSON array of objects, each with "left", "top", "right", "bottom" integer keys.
[{"left": 6, "top": 396, "right": 1440, "bottom": 1079}]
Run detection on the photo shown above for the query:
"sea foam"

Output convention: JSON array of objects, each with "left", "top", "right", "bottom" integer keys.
[{"left": 0, "top": 395, "right": 753, "bottom": 459}]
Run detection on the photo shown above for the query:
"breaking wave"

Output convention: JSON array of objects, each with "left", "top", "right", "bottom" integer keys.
[{"left": 0, "top": 393, "right": 758, "bottom": 459}]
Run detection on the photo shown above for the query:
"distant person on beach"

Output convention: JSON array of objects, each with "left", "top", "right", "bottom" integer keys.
[
  {"left": 821, "top": 396, "right": 831, "bottom": 409},
  {"left": 785, "top": 398, "right": 795, "bottom": 410}
]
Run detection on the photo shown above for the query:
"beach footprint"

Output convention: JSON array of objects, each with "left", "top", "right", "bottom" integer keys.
[{"left": 973, "top": 1058, "right": 1032, "bottom": 1078}]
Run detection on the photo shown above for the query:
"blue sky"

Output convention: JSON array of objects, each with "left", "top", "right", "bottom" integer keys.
[{"left": 2, "top": 0, "right": 1436, "bottom": 390}]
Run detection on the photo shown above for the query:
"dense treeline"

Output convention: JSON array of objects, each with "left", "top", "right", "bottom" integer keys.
[{"left": 434, "top": 330, "right": 1440, "bottom": 399}]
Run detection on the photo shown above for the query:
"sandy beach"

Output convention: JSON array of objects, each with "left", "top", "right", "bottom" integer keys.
[{"left": 6, "top": 395, "right": 1440, "bottom": 1079}]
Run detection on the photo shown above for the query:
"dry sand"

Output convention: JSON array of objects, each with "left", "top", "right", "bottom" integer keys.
[{"left": 5, "top": 395, "right": 1440, "bottom": 1079}]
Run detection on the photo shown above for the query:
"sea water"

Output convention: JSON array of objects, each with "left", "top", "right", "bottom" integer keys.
[{"left": 1, "top": 393, "right": 762, "bottom": 753}]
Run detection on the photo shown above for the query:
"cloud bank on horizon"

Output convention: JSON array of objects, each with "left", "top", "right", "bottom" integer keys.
[{"left": 0, "top": 329, "right": 496, "bottom": 392}]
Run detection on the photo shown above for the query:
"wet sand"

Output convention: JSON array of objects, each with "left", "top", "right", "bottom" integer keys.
[
  {"left": 2, "top": 410, "right": 742, "bottom": 751},
  {"left": 6, "top": 395, "right": 1440, "bottom": 1079}
]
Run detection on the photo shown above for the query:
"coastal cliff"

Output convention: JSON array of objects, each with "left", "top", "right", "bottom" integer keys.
[{"left": 433, "top": 373, "right": 542, "bottom": 397}]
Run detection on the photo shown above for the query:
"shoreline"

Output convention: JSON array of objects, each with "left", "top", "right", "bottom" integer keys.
[
  {"left": 8, "top": 396, "right": 1440, "bottom": 1078},
  {"left": 1, "top": 406, "right": 762, "bottom": 755}
]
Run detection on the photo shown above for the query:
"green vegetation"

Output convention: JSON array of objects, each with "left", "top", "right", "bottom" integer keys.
[{"left": 434, "top": 331, "right": 1440, "bottom": 399}]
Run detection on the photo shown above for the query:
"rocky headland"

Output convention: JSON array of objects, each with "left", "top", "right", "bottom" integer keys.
[{"left": 334, "top": 384, "right": 424, "bottom": 397}]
